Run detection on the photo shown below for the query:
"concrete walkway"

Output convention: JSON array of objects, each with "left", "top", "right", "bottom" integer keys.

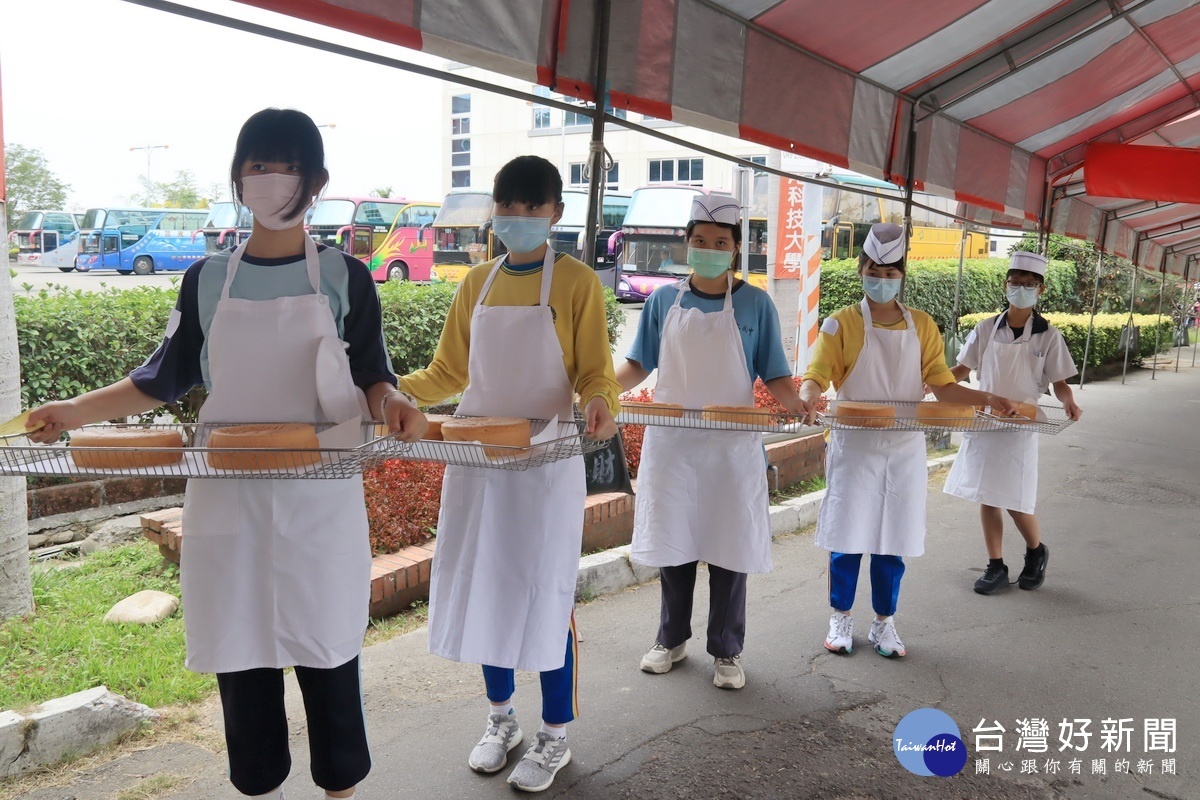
[{"left": 14, "top": 362, "right": 1199, "bottom": 800}]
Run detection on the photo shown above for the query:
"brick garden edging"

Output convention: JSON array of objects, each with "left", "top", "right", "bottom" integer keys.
[
  {"left": 140, "top": 432, "right": 827, "bottom": 619},
  {"left": 28, "top": 477, "right": 187, "bottom": 520}
]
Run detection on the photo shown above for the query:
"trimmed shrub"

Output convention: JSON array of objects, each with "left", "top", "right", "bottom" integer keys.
[
  {"left": 958, "top": 312, "right": 1175, "bottom": 371},
  {"left": 363, "top": 458, "right": 443, "bottom": 553},
  {"left": 15, "top": 281, "right": 627, "bottom": 423},
  {"left": 819, "top": 258, "right": 1079, "bottom": 331}
]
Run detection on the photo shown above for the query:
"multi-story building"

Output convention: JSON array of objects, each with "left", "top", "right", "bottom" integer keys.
[{"left": 442, "top": 64, "right": 775, "bottom": 196}]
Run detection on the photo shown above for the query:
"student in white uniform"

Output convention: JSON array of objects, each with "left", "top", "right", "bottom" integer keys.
[
  {"left": 617, "top": 194, "right": 808, "bottom": 690},
  {"left": 27, "top": 109, "right": 428, "bottom": 800},
  {"left": 799, "top": 223, "right": 1014, "bottom": 658},
  {"left": 399, "top": 156, "right": 621, "bottom": 793},
  {"left": 943, "top": 252, "right": 1082, "bottom": 594}
]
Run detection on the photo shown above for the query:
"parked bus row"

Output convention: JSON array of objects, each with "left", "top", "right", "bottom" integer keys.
[{"left": 12, "top": 175, "right": 985, "bottom": 292}]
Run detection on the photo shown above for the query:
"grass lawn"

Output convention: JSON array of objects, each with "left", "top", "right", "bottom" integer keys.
[
  {"left": 0, "top": 542, "right": 212, "bottom": 712},
  {"left": 769, "top": 475, "right": 827, "bottom": 504}
]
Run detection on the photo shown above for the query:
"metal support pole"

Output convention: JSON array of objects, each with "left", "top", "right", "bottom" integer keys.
[
  {"left": 1078, "top": 243, "right": 1105, "bottom": 387},
  {"left": 1151, "top": 253, "right": 1167, "bottom": 380},
  {"left": 583, "top": 0, "right": 611, "bottom": 282},
  {"left": 736, "top": 166, "right": 751, "bottom": 282},
  {"left": 1175, "top": 261, "right": 1189, "bottom": 373},
  {"left": 950, "top": 221, "right": 967, "bottom": 343},
  {"left": 900, "top": 107, "right": 918, "bottom": 300},
  {"left": 1121, "top": 253, "right": 1140, "bottom": 385}
]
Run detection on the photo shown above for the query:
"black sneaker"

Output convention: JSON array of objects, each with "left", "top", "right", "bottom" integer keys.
[
  {"left": 974, "top": 562, "right": 1009, "bottom": 595},
  {"left": 1019, "top": 544, "right": 1049, "bottom": 590}
]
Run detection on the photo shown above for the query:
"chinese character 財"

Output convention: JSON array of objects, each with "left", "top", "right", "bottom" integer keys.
[
  {"left": 1016, "top": 718, "right": 1050, "bottom": 753},
  {"left": 1058, "top": 718, "right": 1093, "bottom": 752},
  {"left": 1099, "top": 718, "right": 1134, "bottom": 753},
  {"left": 1145, "top": 719, "right": 1177, "bottom": 753},
  {"left": 974, "top": 719, "right": 1006, "bottom": 752}
]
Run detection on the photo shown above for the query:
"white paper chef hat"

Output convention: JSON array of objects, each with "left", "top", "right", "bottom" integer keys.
[
  {"left": 1009, "top": 251, "right": 1048, "bottom": 277},
  {"left": 690, "top": 193, "right": 741, "bottom": 226},
  {"left": 862, "top": 222, "right": 905, "bottom": 266}
]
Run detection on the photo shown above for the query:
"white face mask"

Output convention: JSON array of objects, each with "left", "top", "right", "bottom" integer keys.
[{"left": 240, "top": 173, "right": 309, "bottom": 231}]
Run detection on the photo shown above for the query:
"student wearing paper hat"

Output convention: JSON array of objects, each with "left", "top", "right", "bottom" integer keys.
[
  {"left": 943, "top": 250, "right": 1082, "bottom": 595},
  {"left": 616, "top": 192, "right": 811, "bottom": 690},
  {"left": 797, "top": 222, "right": 1014, "bottom": 658}
]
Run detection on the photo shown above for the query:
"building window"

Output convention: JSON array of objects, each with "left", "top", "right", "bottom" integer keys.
[
  {"left": 451, "top": 94, "right": 471, "bottom": 114},
  {"left": 452, "top": 138, "right": 470, "bottom": 155},
  {"left": 564, "top": 107, "right": 589, "bottom": 127},
  {"left": 533, "top": 107, "right": 552, "bottom": 129},
  {"left": 452, "top": 153, "right": 470, "bottom": 167},
  {"left": 650, "top": 158, "right": 703, "bottom": 185},
  {"left": 748, "top": 155, "right": 767, "bottom": 175},
  {"left": 569, "top": 162, "right": 620, "bottom": 190},
  {"left": 452, "top": 170, "right": 470, "bottom": 188},
  {"left": 606, "top": 105, "right": 627, "bottom": 120},
  {"left": 452, "top": 117, "right": 470, "bottom": 136}
]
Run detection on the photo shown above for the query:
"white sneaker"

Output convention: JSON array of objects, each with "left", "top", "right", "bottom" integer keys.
[
  {"left": 824, "top": 612, "right": 853, "bottom": 654},
  {"left": 468, "top": 713, "right": 524, "bottom": 773},
  {"left": 869, "top": 617, "right": 907, "bottom": 658},
  {"left": 713, "top": 655, "right": 745, "bottom": 689},
  {"left": 640, "top": 641, "right": 687, "bottom": 674}
]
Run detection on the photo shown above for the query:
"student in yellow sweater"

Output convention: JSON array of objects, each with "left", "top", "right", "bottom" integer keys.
[
  {"left": 399, "top": 156, "right": 620, "bottom": 793},
  {"left": 800, "top": 223, "right": 1013, "bottom": 659}
]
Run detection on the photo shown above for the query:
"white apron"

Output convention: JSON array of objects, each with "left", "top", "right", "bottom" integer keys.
[
  {"left": 816, "top": 299, "right": 928, "bottom": 557},
  {"left": 631, "top": 276, "right": 772, "bottom": 573},
  {"left": 427, "top": 249, "right": 585, "bottom": 673},
  {"left": 181, "top": 237, "right": 371, "bottom": 673},
  {"left": 944, "top": 314, "right": 1041, "bottom": 513}
]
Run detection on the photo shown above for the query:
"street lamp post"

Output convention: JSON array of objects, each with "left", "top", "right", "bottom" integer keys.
[{"left": 130, "top": 144, "right": 169, "bottom": 204}]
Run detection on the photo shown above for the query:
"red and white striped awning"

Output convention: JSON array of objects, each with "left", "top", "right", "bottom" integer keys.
[{"left": 232, "top": 0, "right": 1200, "bottom": 275}]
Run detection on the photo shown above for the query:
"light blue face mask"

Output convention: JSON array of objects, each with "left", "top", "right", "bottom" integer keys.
[
  {"left": 687, "top": 247, "right": 734, "bottom": 279},
  {"left": 1006, "top": 286, "right": 1040, "bottom": 309},
  {"left": 492, "top": 216, "right": 551, "bottom": 255},
  {"left": 863, "top": 276, "right": 902, "bottom": 304}
]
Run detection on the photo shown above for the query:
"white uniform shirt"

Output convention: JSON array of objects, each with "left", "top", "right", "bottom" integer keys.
[{"left": 958, "top": 311, "right": 1077, "bottom": 394}]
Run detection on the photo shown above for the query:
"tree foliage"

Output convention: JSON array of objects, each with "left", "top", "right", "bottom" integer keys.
[{"left": 4, "top": 144, "right": 70, "bottom": 229}]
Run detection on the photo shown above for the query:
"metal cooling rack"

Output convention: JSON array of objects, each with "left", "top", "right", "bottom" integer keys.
[
  {"left": 0, "top": 422, "right": 403, "bottom": 480},
  {"left": 820, "top": 400, "right": 1075, "bottom": 435},
  {"left": 618, "top": 403, "right": 814, "bottom": 434},
  {"left": 394, "top": 414, "right": 611, "bottom": 471}
]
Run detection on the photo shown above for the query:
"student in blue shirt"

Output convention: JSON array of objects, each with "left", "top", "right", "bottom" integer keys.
[{"left": 616, "top": 193, "right": 812, "bottom": 690}]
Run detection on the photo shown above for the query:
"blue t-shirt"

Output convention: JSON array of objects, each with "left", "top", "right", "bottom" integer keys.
[{"left": 627, "top": 278, "right": 792, "bottom": 385}]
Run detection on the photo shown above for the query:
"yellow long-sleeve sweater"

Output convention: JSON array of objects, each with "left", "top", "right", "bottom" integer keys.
[
  {"left": 801, "top": 303, "right": 955, "bottom": 392},
  {"left": 400, "top": 252, "right": 622, "bottom": 415}
]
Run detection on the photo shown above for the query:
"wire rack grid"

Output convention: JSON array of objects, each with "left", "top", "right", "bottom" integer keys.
[
  {"left": 392, "top": 413, "right": 611, "bottom": 471},
  {"left": 617, "top": 403, "right": 816, "bottom": 434},
  {"left": 820, "top": 400, "right": 1075, "bottom": 435}
]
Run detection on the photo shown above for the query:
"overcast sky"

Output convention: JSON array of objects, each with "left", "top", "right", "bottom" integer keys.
[{"left": 2, "top": 0, "right": 451, "bottom": 210}]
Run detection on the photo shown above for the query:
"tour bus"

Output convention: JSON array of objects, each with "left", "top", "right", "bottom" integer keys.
[
  {"left": 197, "top": 201, "right": 253, "bottom": 255},
  {"left": 431, "top": 190, "right": 501, "bottom": 284},
  {"left": 12, "top": 210, "right": 82, "bottom": 271},
  {"left": 616, "top": 186, "right": 747, "bottom": 302},
  {"left": 75, "top": 207, "right": 208, "bottom": 274},
  {"left": 307, "top": 196, "right": 440, "bottom": 282},
  {"left": 822, "top": 174, "right": 989, "bottom": 260},
  {"left": 550, "top": 189, "right": 631, "bottom": 286}
]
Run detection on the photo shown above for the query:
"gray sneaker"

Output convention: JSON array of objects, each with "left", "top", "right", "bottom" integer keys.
[
  {"left": 506, "top": 731, "right": 572, "bottom": 792},
  {"left": 468, "top": 713, "right": 523, "bottom": 774}
]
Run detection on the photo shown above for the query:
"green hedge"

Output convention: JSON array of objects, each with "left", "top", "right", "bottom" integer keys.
[
  {"left": 16, "top": 281, "right": 626, "bottom": 422},
  {"left": 958, "top": 312, "right": 1175, "bottom": 372},
  {"left": 820, "top": 258, "right": 1079, "bottom": 331}
]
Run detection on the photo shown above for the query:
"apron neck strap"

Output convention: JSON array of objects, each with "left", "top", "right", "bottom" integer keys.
[
  {"left": 676, "top": 273, "right": 735, "bottom": 310},
  {"left": 221, "top": 235, "right": 322, "bottom": 300},
  {"left": 478, "top": 248, "right": 556, "bottom": 307},
  {"left": 997, "top": 310, "right": 1035, "bottom": 343}
]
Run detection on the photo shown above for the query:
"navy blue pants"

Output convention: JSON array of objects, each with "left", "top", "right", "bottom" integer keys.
[
  {"left": 216, "top": 655, "right": 370, "bottom": 796},
  {"left": 657, "top": 561, "right": 747, "bottom": 658}
]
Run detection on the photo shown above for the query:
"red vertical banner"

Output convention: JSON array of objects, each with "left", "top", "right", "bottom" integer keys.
[{"left": 773, "top": 177, "right": 805, "bottom": 279}]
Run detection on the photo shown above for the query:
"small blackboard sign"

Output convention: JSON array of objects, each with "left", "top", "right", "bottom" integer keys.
[{"left": 584, "top": 434, "right": 633, "bottom": 495}]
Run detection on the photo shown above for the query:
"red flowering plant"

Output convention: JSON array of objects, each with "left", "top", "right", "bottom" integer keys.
[
  {"left": 362, "top": 458, "right": 445, "bottom": 554},
  {"left": 619, "top": 377, "right": 826, "bottom": 477}
]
